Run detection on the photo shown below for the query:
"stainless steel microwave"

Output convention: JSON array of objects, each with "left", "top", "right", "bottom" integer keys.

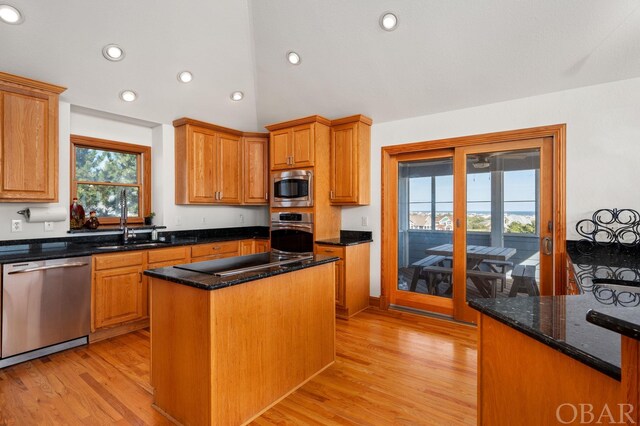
[{"left": 271, "top": 170, "right": 313, "bottom": 208}]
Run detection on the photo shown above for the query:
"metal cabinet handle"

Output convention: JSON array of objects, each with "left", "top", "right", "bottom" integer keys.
[
  {"left": 330, "top": 190, "right": 334, "bottom": 199},
  {"left": 324, "top": 249, "right": 335, "bottom": 253},
  {"left": 139, "top": 272, "right": 143, "bottom": 283},
  {"left": 542, "top": 236, "right": 553, "bottom": 256},
  {"left": 8, "top": 262, "right": 89, "bottom": 274},
  {"left": 213, "top": 246, "right": 221, "bottom": 250},
  {"left": 265, "top": 192, "right": 268, "bottom": 200}
]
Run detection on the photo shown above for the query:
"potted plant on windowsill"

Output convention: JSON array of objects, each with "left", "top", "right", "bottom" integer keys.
[{"left": 144, "top": 212, "right": 155, "bottom": 226}]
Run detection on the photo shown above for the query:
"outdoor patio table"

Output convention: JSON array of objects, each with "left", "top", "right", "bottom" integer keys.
[{"left": 423, "top": 244, "right": 517, "bottom": 297}]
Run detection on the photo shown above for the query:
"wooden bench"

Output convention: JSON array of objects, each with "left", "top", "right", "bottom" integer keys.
[
  {"left": 410, "top": 255, "right": 448, "bottom": 292},
  {"left": 419, "top": 265, "right": 506, "bottom": 298},
  {"left": 481, "top": 259, "right": 513, "bottom": 292},
  {"left": 509, "top": 264, "right": 539, "bottom": 297}
]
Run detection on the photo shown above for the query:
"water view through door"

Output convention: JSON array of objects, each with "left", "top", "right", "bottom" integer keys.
[
  {"left": 390, "top": 138, "right": 554, "bottom": 321},
  {"left": 395, "top": 153, "right": 455, "bottom": 315}
]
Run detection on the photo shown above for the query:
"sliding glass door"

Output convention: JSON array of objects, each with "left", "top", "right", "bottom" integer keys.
[
  {"left": 388, "top": 138, "right": 555, "bottom": 322},
  {"left": 393, "top": 151, "right": 455, "bottom": 315}
]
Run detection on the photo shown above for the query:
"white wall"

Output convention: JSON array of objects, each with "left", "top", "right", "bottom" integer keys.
[
  {"left": 342, "top": 76, "right": 640, "bottom": 296},
  {"left": 0, "top": 105, "right": 268, "bottom": 241}
]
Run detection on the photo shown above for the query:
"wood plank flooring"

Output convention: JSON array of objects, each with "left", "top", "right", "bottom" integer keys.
[{"left": 0, "top": 309, "right": 477, "bottom": 425}]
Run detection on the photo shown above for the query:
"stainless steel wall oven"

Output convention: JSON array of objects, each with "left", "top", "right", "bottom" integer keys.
[{"left": 270, "top": 212, "right": 314, "bottom": 258}]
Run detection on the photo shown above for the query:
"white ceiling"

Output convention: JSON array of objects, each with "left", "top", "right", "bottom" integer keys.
[{"left": 1, "top": 1, "right": 640, "bottom": 131}]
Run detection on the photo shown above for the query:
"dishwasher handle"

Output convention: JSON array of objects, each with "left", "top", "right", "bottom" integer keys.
[{"left": 7, "top": 262, "right": 89, "bottom": 274}]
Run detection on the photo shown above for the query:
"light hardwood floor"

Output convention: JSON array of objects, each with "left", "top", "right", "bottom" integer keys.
[{"left": 0, "top": 309, "right": 477, "bottom": 425}]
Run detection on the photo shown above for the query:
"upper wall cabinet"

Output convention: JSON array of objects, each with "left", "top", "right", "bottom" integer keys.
[
  {"left": 174, "top": 118, "right": 267, "bottom": 205},
  {"left": 266, "top": 116, "right": 331, "bottom": 171},
  {"left": 0, "top": 72, "right": 65, "bottom": 202},
  {"left": 243, "top": 136, "right": 269, "bottom": 204},
  {"left": 329, "top": 115, "right": 372, "bottom": 205}
]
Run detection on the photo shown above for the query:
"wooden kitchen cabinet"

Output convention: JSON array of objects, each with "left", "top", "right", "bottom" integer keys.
[
  {"left": 240, "top": 239, "right": 270, "bottom": 255},
  {"left": 174, "top": 119, "right": 242, "bottom": 205},
  {"left": 191, "top": 240, "right": 240, "bottom": 261},
  {"left": 315, "top": 242, "right": 370, "bottom": 319},
  {"left": 266, "top": 116, "right": 331, "bottom": 170},
  {"left": 254, "top": 239, "right": 270, "bottom": 253},
  {"left": 147, "top": 246, "right": 190, "bottom": 268},
  {"left": 0, "top": 72, "right": 65, "bottom": 201},
  {"left": 329, "top": 115, "right": 372, "bottom": 205},
  {"left": 243, "top": 136, "right": 269, "bottom": 204},
  {"left": 92, "top": 251, "right": 147, "bottom": 331}
]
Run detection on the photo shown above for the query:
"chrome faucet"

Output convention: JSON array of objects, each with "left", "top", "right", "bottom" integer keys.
[{"left": 120, "top": 189, "right": 135, "bottom": 244}]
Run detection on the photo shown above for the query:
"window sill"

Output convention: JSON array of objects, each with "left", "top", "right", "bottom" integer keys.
[{"left": 67, "top": 225, "right": 167, "bottom": 234}]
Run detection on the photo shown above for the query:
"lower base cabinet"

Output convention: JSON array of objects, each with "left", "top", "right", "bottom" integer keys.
[
  {"left": 315, "top": 243, "right": 370, "bottom": 319},
  {"left": 92, "top": 251, "right": 147, "bottom": 331},
  {"left": 91, "top": 239, "right": 269, "bottom": 337}
]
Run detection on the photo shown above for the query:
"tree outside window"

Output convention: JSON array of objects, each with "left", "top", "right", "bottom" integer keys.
[{"left": 71, "top": 135, "right": 151, "bottom": 226}]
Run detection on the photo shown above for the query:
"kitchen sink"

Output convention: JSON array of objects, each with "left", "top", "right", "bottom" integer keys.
[{"left": 95, "top": 242, "right": 170, "bottom": 250}]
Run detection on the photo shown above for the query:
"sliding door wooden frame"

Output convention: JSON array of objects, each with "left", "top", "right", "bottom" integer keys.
[
  {"left": 379, "top": 124, "right": 566, "bottom": 312},
  {"left": 389, "top": 149, "right": 455, "bottom": 316}
]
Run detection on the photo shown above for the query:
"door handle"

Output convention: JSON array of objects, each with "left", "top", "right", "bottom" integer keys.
[
  {"left": 7, "top": 262, "right": 89, "bottom": 274},
  {"left": 542, "top": 236, "right": 553, "bottom": 256}
]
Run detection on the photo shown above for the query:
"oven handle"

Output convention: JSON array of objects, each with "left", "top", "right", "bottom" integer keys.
[
  {"left": 271, "top": 223, "right": 313, "bottom": 232},
  {"left": 7, "top": 262, "right": 89, "bottom": 274}
]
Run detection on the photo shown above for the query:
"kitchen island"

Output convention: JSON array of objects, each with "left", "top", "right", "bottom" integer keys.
[
  {"left": 144, "top": 253, "right": 338, "bottom": 426},
  {"left": 470, "top": 294, "right": 640, "bottom": 425}
]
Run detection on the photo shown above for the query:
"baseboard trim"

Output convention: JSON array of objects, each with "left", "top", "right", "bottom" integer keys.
[
  {"left": 369, "top": 296, "right": 380, "bottom": 308},
  {"left": 89, "top": 318, "right": 150, "bottom": 343}
]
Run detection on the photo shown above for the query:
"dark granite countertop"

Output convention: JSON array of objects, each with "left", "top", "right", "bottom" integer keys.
[
  {"left": 315, "top": 230, "right": 372, "bottom": 246},
  {"left": 586, "top": 309, "right": 640, "bottom": 341},
  {"left": 469, "top": 295, "right": 626, "bottom": 380},
  {"left": 144, "top": 253, "right": 339, "bottom": 290},
  {"left": 0, "top": 226, "right": 269, "bottom": 263}
]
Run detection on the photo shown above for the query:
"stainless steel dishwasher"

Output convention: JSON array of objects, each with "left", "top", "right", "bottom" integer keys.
[{"left": 1, "top": 256, "right": 91, "bottom": 368}]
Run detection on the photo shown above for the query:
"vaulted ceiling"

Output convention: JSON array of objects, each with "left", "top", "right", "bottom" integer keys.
[{"left": 1, "top": 0, "right": 639, "bottom": 131}]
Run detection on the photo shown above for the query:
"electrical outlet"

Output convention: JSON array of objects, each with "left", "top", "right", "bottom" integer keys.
[
  {"left": 44, "top": 221, "right": 54, "bottom": 232},
  {"left": 175, "top": 216, "right": 182, "bottom": 226},
  {"left": 201, "top": 216, "right": 206, "bottom": 224},
  {"left": 11, "top": 219, "right": 22, "bottom": 232},
  {"left": 239, "top": 214, "right": 244, "bottom": 224},
  {"left": 361, "top": 216, "right": 369, "bottom": 227}
]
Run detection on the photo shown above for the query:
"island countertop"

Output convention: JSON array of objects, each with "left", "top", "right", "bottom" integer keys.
[
  {"left": 469, "top": 295, "right": 628, "bottom": 379},
  {"left": 143, "top": 252, "right": 339, "bottom": 290}
]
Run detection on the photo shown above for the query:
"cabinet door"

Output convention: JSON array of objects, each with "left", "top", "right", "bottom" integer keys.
[
  {"left": 94, "top": 266, "right": 145, "bottom": 329},
  {"left": 240, "top": 239, "right": 254, "bottom": 255},
  {"left": 188, "top": 128, "right": 217, "bottom": 203},
  {"left": 330, "top": 122, "right": 357, "bottom": 203},
  {"left": 254, "top": 240, "right": 270, "bottom": 253},
  {"left": 243, "top": 137, "right": 269, "bottom": 204},
  {"left": 0, "top": 90, "right": 57, "bottom": 201},
  {"left": 292, "top": 124, "right": 314, "bottom": 167},
  {"left": 270, "top": 129, "right": 291, "bottom": 170},
  {"left": 217, "top": 133, "right": 242, "bottom": 204}
]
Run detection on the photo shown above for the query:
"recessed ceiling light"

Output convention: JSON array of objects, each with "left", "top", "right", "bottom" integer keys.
[
  {"left": 177, "top": 71, "right": 193, "bottom": 83},
  {"left": 379, "top": 12, "right": 398, "bottom": 31},
  {"left": 286, "top": 51, "right": 301, "bottom": 65},
  {"left": 230, "top": 91, "right": 244, "bottom": 101},
  {"left": 0, "top": 4, "right": 23, "bottom": 24},
  {"left": 119, "top": 90, "right": 137, "bottom": 102},
  {"left": 102, "top": 44, "right": 125, "bottom": 61}
]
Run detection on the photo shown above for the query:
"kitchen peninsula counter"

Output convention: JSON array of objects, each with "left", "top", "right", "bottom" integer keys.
[
  {"left": 471, "top": 294, "right": 640, "bottom": 425},
  {"left": 145, "top": 253, "right": 337, "bottom": 426}
]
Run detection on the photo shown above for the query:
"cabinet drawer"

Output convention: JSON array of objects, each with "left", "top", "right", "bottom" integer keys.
[
  {"left": 316, "top": 245, "right": 345, "bottom": 259},
  {"left": 94, "top": 251, "right": 145, "bottom": 270},
  {"left": 191, "top": 241, "right": 239, "bottom": 258},
  {"left": 148, "top": 246, "right": 189, "bottom": 265}
]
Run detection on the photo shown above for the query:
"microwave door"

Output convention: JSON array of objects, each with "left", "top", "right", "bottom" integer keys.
[{"left": 274, "top": 179, "right": 308, "bottom": 199}]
